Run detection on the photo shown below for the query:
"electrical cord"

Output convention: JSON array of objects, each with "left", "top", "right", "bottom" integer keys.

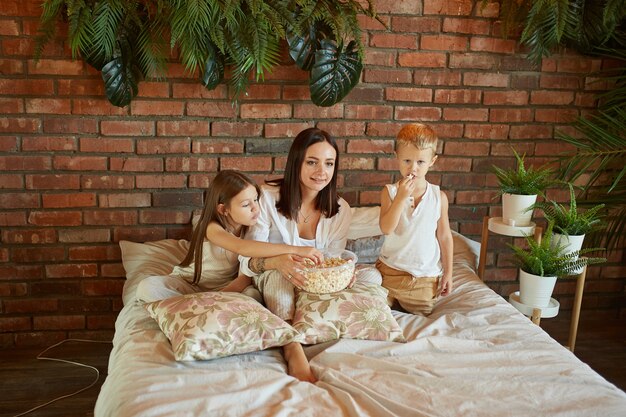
[{"left": 11, "top": 338, "right": 112, "bottom": 417}]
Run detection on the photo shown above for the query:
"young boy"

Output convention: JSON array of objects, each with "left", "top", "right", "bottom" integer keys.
[{"left": 375, "top": 123, "right": 453, "bottom": 315}]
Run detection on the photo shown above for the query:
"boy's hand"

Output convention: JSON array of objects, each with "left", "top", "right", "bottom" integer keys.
[
  {"left": 295, "top": 247, "right": 324, "bottom": 265},
  {"left": 439, "top": 274, "right": 453, "bottom": 296},
  {"left": 396, "top": 176, "right": 416, "bottom": 201}
]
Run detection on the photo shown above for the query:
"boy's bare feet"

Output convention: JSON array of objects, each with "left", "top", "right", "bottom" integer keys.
[{"left": 283, "top": 342, "right": 317, "bottom": 383}]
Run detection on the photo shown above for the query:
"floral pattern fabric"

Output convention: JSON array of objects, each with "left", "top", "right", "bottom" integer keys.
[
  {"left": 144, "top": 292, "right": 299, "bottom": 361},
  {"left": 292, "top": 283, "right": 406, "bottom": 345}
]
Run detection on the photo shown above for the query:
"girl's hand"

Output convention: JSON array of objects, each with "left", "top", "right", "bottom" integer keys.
[
  {"left": 268, "top": 254, "right": 309, "bottom": 289},
  {"left": 396, "top": 176, "right": 416, "bottom": 201},
  {"left": 295, "top": 247, "right": 324, "bottom": 265}
]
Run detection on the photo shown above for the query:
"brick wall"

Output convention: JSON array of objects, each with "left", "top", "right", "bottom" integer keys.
[{"left": 1, "top": 0, "right": 624, "bottom": 348}]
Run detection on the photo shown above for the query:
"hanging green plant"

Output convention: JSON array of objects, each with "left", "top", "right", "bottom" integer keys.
[
  {"left": 101, "top": 35, "right": 142, "bottom": 107},
  {"left": 35, "top": 0, "right": 382, "bottom": 107},
  {"left": 310, "top": 39, "right": 362, "bottom": 107}
]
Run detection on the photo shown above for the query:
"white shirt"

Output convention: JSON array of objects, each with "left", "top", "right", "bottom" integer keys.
[
  {"left": 239, "top": 185, "right": 352, "bottom": 277},
  {"left": 170, "top": 241, "right": 238, "bottom": 289},
  {"left": 379, "top": 181, "right": 443, "bottom": 277}
]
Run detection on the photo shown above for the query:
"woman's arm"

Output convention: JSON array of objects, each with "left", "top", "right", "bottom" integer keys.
[{"left": 436, "top": 191, "right": 454, "bottom": 296}]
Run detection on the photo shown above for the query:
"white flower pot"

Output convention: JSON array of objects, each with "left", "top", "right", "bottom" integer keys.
[
  {"left": 502, "top": 193, "right": 537, "bottom": 227},
  {"left": 518, "top": 269, "right": 557, "bottom": 308},
  {"left": 552, "top": 233, "right": 586, "bottom": 275}
]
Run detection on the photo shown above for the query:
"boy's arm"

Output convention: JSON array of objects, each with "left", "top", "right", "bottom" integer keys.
[
  {"left": 379, "top": 186, "right": 404, "bottom": 235},
  {"left": 206, "top": 222, "right": 322, "bottom": 261},
  {"left": 436, "top": 191, "right": 454, "bottom": 296}
]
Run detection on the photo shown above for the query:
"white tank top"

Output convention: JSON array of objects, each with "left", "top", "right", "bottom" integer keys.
[
  {"left": 379, "top": 182, "right": 443, "bottom": 277},
  {"left": 170, "top": 240, "right": 238, "bottom": 290}
]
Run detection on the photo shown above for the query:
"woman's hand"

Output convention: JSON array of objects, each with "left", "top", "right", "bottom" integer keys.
[
  {"left": 294, "top": 247, "right": 324, "bottom": 265},
  {"left": 267, "top": 254, "right": 309, "bottom": 289}
]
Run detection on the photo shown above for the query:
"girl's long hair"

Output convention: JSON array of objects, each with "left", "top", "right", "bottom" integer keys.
[
  {"left": 267, "top": 127, "right": 340, "bottom": 221},
  {"left": 179, "top": 170, "right": 261, "bottom": 284}
]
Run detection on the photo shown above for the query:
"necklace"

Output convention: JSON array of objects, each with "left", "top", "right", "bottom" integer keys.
[{"left": 299, "top": 209, "right": 314, "bottom": 223}]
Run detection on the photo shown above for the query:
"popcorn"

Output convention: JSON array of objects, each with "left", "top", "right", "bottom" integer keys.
[{"left": 300, "top": 249, "right": 357, "bottom": 294}]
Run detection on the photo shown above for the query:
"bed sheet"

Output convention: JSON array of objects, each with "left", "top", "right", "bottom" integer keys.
[{"left": 95, "top": 233, "right": 626, "bottom": 417}]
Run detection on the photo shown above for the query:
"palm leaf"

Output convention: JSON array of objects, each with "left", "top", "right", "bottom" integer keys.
[{"left": 34, "top": 0, "right": 65, "bottom": 60}]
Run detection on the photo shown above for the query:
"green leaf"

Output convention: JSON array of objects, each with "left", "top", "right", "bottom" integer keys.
[
  {"left": 287, "top": 22, "right": 331, "bottom": 71},
  {"left": 201, "top": 41, "right": 224, "bottom": 90},
  {"left": 309, "top": 39, "right": 362, "bottom": 107},
  {"left": 101, "top": 37, "right": 141, "bottom": 107}
]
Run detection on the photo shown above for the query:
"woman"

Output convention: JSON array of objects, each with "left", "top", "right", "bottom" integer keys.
[{"left": 240, "top": 127, "right": 380, "bottom": 383}]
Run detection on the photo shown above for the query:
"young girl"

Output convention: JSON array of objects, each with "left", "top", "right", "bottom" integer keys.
[{"left": 135, "top": 170, "right": 323, "bottom": 303}]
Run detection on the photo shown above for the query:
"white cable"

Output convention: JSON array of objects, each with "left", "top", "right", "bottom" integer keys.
[{"left": 11, "top": 338, "right": 112, "bottom": 417}]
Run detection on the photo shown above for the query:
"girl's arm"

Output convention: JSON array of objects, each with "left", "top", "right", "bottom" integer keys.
[
  {"left": 379, "top": 187, "right": 404, "bottom": 235},
  {"left": 206, "top": 222, "right": 322, "bottom": 260},
  {"left": 436, "top": 191, "right": 454, "bottom": 296}
]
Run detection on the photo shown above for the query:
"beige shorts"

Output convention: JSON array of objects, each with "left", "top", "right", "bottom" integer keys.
[{"left": 375, "top": 260, "right": 440, "bottom": 316}]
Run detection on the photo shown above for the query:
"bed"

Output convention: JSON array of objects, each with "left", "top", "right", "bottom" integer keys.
[{"left": 95, "top": 207, "right": 626, "bottom": 417}]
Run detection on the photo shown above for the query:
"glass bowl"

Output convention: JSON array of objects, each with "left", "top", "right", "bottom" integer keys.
[{"left": 300, "top": 248, "right": 357, "bottom": 294}]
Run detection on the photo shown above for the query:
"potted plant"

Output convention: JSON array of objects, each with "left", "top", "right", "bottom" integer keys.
[
  {"left": 508, "top": 221, "right": 606, "bottom": 308},
  {"left": 493, "top": 149, "right": 555, "bottom": 227},
  {"left": 531, "top": 183, "right": 605, "bottom": 273}
]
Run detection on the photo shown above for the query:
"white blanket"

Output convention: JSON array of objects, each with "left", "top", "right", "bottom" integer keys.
[{"left": 95, "top": 232, "right": 626, "bottom": 417}]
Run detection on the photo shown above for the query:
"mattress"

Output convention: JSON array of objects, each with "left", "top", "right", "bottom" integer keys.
[{"left": 95, "top": 230, "right": 626, "bottom": 417}]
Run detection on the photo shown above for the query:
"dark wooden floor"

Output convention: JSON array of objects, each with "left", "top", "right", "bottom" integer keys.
[{"left": 0, "top": 315, "right": 624, "bottom": 417}]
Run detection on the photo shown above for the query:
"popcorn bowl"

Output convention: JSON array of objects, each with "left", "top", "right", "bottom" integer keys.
[{"left": 300, "top": 248, "right": 357, "bottom": 294}]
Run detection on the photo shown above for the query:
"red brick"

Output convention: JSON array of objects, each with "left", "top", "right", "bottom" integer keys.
[
  {"left": 464, "top": 124, "right": 510, "bottom": 139},
  {"left": 449, "top": 53, "right": 499, "bottom": 69},
  {"left": 42, "top": 193, "right": 96, "bottom": 208},
  {"left": 391, "top": 16, "right": 441, "bottom": 33},
  {"left": 136, "top": 138, "right": 190, "bottom": 154},
  {"left": 535, "top": 141, "right": 577, "bottom": 156},
  {"left": 345, "top": 105, "right": 393, "bottom": 120},
  {"left": 82, "top": 175, "right": 134, "bottom": 189},
  {"left": 135, "top": 174, "right": 187, "bottom": 188},
  {"left": 193, "top": 139, "right": 244, "bottom": 153},
  {"left": 421, "top": 35, "right": 468, "bottom": 51},
  {"left": 455, "top": 190, "right": 500, "bottom": 204},
  {"left": 155, "top": 120, "right": 209, "bottom": 136},
  {"left": 557, "top": 58, "right": 602, "bottom": 73},
  {"left": 28, "top": 59, "right": 84, "bottom": 75},
  {"left": 424, "top": 0, "right": 473, "bottom": 15},
  {"left": 463, "top": 72, "right": 509, "bottom": 87},
  {"left": 34, "top": 315, "right": 85, "bottom": 330},
  {"left": 0, "top": 117, "right": 41, "bottom": 133},
  {"left": 131, "top": 100, "right": 185, "bottom": 116},
  {"left": 82, "top": 279, "right": 125, "bottom": 296},
  {"left": 434, "top": 89, "right": 481, "bottom": 104},
  {"left": 375, "top": 0, "right": 422, "bottom": 14},
  {"left": 28, "top": 211, "right": 82, "bottom": 226},
  {"left": 240, "top": 84, "right": 281, "bottom": 100},
  {"left": 364, "top": 69, "right": 413, "bottom": 84},
  {"left": 0, "top": 317, "right": 31, "bottom": 332},
  {"left": 220, "top": 156, "right": 272, "bottom": 171},
  {"left": 0, "top": 58, "right": 24, "bottom": 74},
  {"left": 262, "top": 65, "right": 309, "bottom": 82},
  {"left": 25, "top": 174, "right": 80, "bottom": 190},
  {"left": 2, "top": 228, "right": 56, "bottom": 244},
  {"left": 534, "top": 109, "right": 579, "bottom": 123},
  {"left": 364, "top": 50, "right": 396, "bottom": 67},
  {"left": 80, "top": 137, "right": 134, "bottom": 153},
  {"left": 470, "top": 37, "right": 516, "bottom": 54},
  {"left": 139, "top": 210, "right": 192, "bottom": 225},
  {"left": 113, "top": 227, "right": 167, "bottom": 242},
  {"left": 211, "top": 121, "right": 263, "bottom": 137},
  {"left": 483, "top": 91, "right": 529, "bottom": 106},
  {"left": 59, "top": 229, "right": 111, "bottom": 243},
  {"left": 530, "top": 91, "right": 574, "bottom": 105},
  {"left": 137, "top": 82, "right": 170, "bottom": 98},
  {"left": 358, "top": 14, "right": 389, "bottom": 31},
  {"left": 165, "top": 157, "right": 218, "bottom": 172},
  {"left": 509, "top": 125, "right": 553, "bottom": 139},
  {"left": 444, "top": 141, "right": 490, "bottom": 156},
  {"left": 45, "top": 263, "right": 98, "bottom": 278},
  {"left": 187, "top": 101, "right": 238, "bottom": 117},
  {"left": 340, "top": 157, "right": 375, "bottom": 170},
  {"left": 53, "top": 156, "right": 108, "bottom": 170},
  {"left": 0, "top": 19, "right": 19, "bottom": 35},
  {"left": 98, "top": 193, "right": 151, "bottom": 208},
  {"left": 370, "top": 33, "right": 417, "bottom": 49},
  {"left": 385, "top": 87, "right": 432, "bottom": 104},
  {"left": 0, "top": 283, "right": 28, "bottom": 297},
  {"left": 575, "top": 92, "right": 598, "bottom": 107},
  {"left": 0, "top": 79, "right": 54, "bottom": 95},
  {"left": 83, "top": 210, "right": 138, "bottom": 225},
  {"left": 282, "top": 85, "right": 311, "bottom": 100},
  {"left": 43, "top": 117, "right": 98, "bottom": 134},
  {"left": 109, "top": 157, "right": 163, "bottom": 172},
  {"left": 0, "top": 174, "right": 22, "bottom": 188},
  {"left": 0, "top": 212, "right": 27, "bottom": 226},
  {"left": 293, "top": 104, "right": 344, "bottom": 119},
  {"left": 172, "top": 82, "right": 227, "bottom": 99},
  {"left": 435, "top": 123, "right": 464, "bottom": 139},
  {"left": 0, "top": 136, "right": 17, "bottom": 151},
  {"left": 476, "top": 1, "right": 500, "bottom": 18},
  {"left": 443, "top": 18, "right": 490, "bottom": 35},
  {"left": 414, "top": 71, "right": 462, "bottom": 86},
  {"left": 0, "top": 192, "right": 38, "bottom": 208},
  {"left": 539, "top": 74, "right": 581, "bottom": 89},
  {"left": 398, "top": 52, "right": 447, "bottom": 68},
  {"left": 101, "top": 120, "right": 154, "bottom": 136},
  {"left": 443, "top": 108, "right": 488, "bottom": 121},
  {"left": 68, "top": 245, "right": 120, "bottom": 261},
  {"left": 430, "top": 157, "right": 472, "bottom": 172},
  {"left": 57, "top": 79, "right": 105, "bottom": 96},
  {"left": 240, "top": 103, "right": 291, "bottom": 119},
  {"left": 347, "top": 139, "right": 394, "bottom": 154},
  {"left": 0, "top": 98, "right": 23, "bottom": 113},
  {"left": 394, "top": 106, "right": 442, "bottom": 121},
  {"left": 316, "top": 122, "right": 366, "bottom": 137},
  {"left": 0, "top": 155, "right": 50, "bottom": 170},
  {"left": 22, "top": 136, "right": 76, "bottom": 151},
  {"left": 359, "top": 190, "right": 382, "bottom": 205},
  {"left": 490, "top": 108, "right": 533, "bottom": 123},
  {"left": 72, "top": 99, "right": 128, "bottom": 115}
]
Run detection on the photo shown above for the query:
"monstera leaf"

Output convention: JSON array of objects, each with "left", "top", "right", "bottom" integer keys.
[
  {"left": 309, "top": 39, "right": 362, "bottom": 107},
  {"left": 201, "top": 42, "right": 224, "bottom": 90},
  {"left": 101, "top": 37, "right": 141, "bottom": 107},
  {"left": 287, "top": 23, "right": 331, "bottom": 71}
]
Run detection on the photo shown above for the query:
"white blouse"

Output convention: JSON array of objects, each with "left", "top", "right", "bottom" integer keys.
[{"left": 239, "top": 185, "right": 352, "bottom": 277}]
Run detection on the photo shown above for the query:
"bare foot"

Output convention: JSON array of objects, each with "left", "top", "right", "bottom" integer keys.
[{"left": 283, "top": 342, "right": 317, "bottom": 383}]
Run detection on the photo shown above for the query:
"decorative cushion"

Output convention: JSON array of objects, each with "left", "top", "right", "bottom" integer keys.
[
  {"left": 144, "top": 291, "right": 299, "bottom": 361},
  {"left": 292, "top": 283, "right": 406, "bottom": 345}
]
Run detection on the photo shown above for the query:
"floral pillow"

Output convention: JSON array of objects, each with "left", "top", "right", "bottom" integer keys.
[
  {"left": 292, "top": 283, "right": 406, "bottom": 345},
  {"left": 144, "top": 292, "right": 299, "bottom": 361}
]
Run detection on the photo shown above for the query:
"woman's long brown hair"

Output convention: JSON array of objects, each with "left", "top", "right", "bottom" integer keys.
[
  {"left": 267, "top": 127, "right": 340, "bottom": 221},
  {"left": 179, "top": 170, "right": 261, "bottom": 284}
]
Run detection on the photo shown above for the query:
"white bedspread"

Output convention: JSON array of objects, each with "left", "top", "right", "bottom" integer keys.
[{"left": 95, "top": 233, "right": 626, "bottom": 417}]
